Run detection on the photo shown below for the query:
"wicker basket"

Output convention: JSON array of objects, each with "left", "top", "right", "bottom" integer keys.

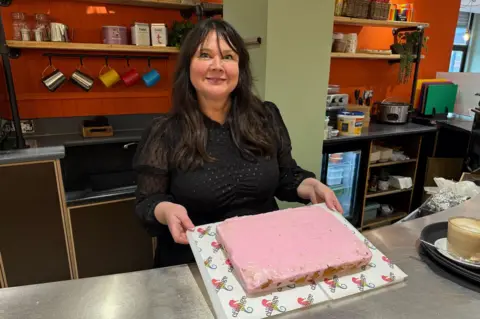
[
  {"left": 342, "top": 0, "right": 370, "bottom": 19},
  {"left": 369, "top": 2, "right": 390, "bottom": 20}
]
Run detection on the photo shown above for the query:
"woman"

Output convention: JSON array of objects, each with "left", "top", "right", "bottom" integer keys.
[{"left": 134, "top": 19, "right": 343, "bottom": 268}]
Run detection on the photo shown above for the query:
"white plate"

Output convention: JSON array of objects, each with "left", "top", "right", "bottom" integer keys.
[{"left": 434, "top": 237, "right": 480, "bottom": 269}]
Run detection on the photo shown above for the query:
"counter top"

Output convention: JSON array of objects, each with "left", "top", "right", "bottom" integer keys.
[
  {"left": 324, "top": 122, "right": 437, "bottom": 145},
  {"left": 0, "top": 145, "right": 65, "bottom": 166},
  {"left": 25, "top": 129, "right": 144, "bottom": 148},
  {"left": 437, "top": 118, "right": 474, "bottom": 133},
  {"left": 1, "top": 196, "right": 479, "bottom": 318}
]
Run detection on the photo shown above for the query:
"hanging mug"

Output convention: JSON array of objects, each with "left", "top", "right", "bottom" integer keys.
[
  {"left": 121, "top": 59, "right": 141, "bottom": 87},
  {"left": 42, "top": 60, "right": 66, "bottom": 92},
  {"left": 99, "top": 64, "right": 120, "bottom": 88},
  {"left": 142, "top": 68, "right": 161, "bottom": 87},
  {"left": 142, "top": 58, "right": 161, "bottom": 87},
  {"left": 71, "top": 61, "right": 94, "bottom": 92}
]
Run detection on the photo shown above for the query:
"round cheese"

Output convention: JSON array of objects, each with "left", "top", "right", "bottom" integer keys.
[{"left": 447, "top": 217, "right": 480, "bottom": 262}]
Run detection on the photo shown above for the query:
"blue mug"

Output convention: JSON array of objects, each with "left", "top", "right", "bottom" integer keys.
[{"left": 142, "top": 69, "right": 161, "bottom": 87}]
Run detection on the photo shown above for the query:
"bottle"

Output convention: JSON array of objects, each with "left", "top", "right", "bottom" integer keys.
[{"left": 334, "top": 0, "right": 344, "bottom": 16}]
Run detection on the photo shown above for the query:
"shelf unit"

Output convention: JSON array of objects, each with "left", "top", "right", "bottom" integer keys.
[
  {"left": 333, "top": 16, "right": 429, "bottom": 28},
  {"left": 0, "top": 1, "right": 224, "bottom": 148},
  {"left": 362, "top": 211, "right": 408, "bottom": 229},
  {"left": 7, "top": 41, "right": 180, "bottom": 54},
  {"left": 332, "top": 15, "right": 428, "bottom": 110},
  {"left": 366, "top": 187, "right": 412, "bottom": 199},
  {"left": 370, "top": 159, "right": 417, "bottom": 168},
  {"left": 359, "top": 136, "right": 423, "bottom": 230}
]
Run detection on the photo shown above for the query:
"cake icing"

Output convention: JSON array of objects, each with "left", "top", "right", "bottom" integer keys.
[{"left": 216, "top": 205, "right": 372, "bottom": 294}]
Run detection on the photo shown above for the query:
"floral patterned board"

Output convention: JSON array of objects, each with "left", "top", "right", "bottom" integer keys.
[{"left": 187, "top": 204, "right": 408, "bottom": 319}]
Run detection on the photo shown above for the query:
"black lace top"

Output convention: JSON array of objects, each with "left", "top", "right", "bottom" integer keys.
[{"left": 134, "top": 101, "right": 316, "bottom": 267}]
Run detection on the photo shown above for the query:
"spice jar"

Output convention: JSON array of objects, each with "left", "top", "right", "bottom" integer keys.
[
  {"left": 332, "top": 33, "right": 346, "bottom": 53},
  {"left": 344, "top": 33, "right": 358, "bottom": 53},
  {"left": 11, "top": 12, "right": 27, "bottom": 41}
]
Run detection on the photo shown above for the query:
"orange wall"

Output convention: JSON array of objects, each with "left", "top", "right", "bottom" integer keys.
[
  {"left": 0, "top": 0, "right": 460, "bottom": 119},
  {"left": 330, "top": 0, "right": 461, "bottom": 105},
  {"left": 0, "top": 0, "right": 186, "bottom": 119}
]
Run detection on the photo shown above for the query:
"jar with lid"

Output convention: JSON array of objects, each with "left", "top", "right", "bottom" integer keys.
[
  {"left": 332, "top": 33, "right": 346, "bottom": 53},
  {"left": 368, "top": 175, "right": 378, "bottom": 192},
  {"left": 11, "top": 12, "right": 27, "bottom": 41},
  {"left": 35, "top": 13, "right": 50, "bottom": 41}
]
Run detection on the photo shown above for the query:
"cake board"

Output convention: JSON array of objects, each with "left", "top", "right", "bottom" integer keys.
[{"left": 187, "top": 204, "right": 408, "bottom": 319}]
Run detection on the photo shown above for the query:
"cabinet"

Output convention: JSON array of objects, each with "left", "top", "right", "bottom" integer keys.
[
  {"left": 0, "top": 252, "right": 6, "bottom": 288},
  {"left": 0, "top": 161, "right": 71, "bottom": 287},
  {"left": 68, "top": 198, "right": 153, "bottom": 278}
]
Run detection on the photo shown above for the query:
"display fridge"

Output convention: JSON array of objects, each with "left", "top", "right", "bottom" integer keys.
[{"left": 321, "top": 146, "right": 368, "bottom": 227}]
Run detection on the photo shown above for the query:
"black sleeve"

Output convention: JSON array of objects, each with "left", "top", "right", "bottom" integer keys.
[
  {"left": 265, "top": 101, "right": 316, "bottom": 203},
  {"left": 133, "top": 116, "right": 173, "bottom": 237}
]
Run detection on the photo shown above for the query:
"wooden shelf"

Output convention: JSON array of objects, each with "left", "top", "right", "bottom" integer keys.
[
  {"left": 74, "top": 0, "right": 223, "bottom": 10},
  {"left": 331, "top": 52, "right": 401, "bottom": 60},
  {"left": 334, "top": 16, "right": 429, "bottom": 28},
  {"left": 362, "top": 212, "right": 408, "bottom": 229},
  {"left": 366, "top": 187, "right": 412, "bottom": 199},
  {"left": 370, "top": 159, "right": 417, "bottom": 168},
  {"left": 74, "top": 0, "right": 196, "bottom": 9},
  {"left": 7, "top": 41, "right": 180, "bottom": 54}
]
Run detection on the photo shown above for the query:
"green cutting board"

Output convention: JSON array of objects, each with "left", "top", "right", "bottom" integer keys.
[{"left": 423, "top": 84, "right": 458, "bottom": 115}]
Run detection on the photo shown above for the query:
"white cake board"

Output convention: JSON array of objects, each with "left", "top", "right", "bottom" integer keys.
[{"left": 187, "top": 204, "right": 408, "bottom": 319}]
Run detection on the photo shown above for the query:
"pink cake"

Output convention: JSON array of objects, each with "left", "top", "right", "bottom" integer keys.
[{"left": 216, "top": 206, "right": 372, "bottom": 294}]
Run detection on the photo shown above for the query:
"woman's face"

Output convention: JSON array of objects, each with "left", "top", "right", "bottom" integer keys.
[{"left": 190, "top": 31, "right": 239, "bottom": 101}]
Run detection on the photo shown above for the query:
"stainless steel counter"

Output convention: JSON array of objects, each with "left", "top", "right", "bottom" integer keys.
[
  {"left": 1, "top": 197, "right": 479, "bottom": 319},
  {"left": 0, "top": 145, "right": 65, "bottom": 165}
]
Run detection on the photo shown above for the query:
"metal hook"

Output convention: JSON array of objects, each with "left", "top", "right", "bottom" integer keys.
[
  {"left": 48, "top": 56, "right": 52, "bottom": 66},
  {"left": 105, "top": 56, "right": 109, "bottom": 66},
  {"left": 147, "top": 57, "right": 151, "bottom": 68},
  {"left": 126, "top": 57, "right": 130, "bottom": 67},
  {"left": 80, "top": 56, "right": 84, "bottom": 66}
]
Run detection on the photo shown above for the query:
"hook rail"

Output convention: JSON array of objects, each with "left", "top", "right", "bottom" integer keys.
[{"left": 42, "top": 52, "right": 168, "bottom": 60}]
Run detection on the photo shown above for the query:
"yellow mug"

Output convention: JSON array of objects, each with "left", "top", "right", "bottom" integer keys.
[{"left": 99, "top": 65, "right": 120, "bottom": 88}]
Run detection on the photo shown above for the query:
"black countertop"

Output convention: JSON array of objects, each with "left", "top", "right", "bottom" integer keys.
[
  {"left": 437, "top": 118, "right": 474, "bottom": 133},
  {"left": 324, "top": 122, "right": 437, "bottom": 145},
  {"left": 25, "top": 129, "right": 144, "bottom": 148}
]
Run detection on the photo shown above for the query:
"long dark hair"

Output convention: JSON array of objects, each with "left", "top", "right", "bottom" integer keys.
[{"left": 165, "top": 19, "right": 276, "bottom": 171}]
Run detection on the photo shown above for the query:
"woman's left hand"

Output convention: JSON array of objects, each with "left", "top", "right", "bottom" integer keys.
[{"left": 297, "top": 178, "right": 344, "bottom": 214}]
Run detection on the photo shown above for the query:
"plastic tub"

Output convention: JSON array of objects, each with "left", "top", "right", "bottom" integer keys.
[
  {"left": 364, "top": 202, "right": 380, "bottom": 222},
  {"left": 327, "top": 176, "right": 343, "bottom": 186},
  {"left": 337, "top": 111, "right": 365, "bottom": 136}
]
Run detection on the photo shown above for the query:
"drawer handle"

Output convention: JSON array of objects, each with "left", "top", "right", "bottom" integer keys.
[{"left": 123, "top": 142, "right": 138, "bottom": 149}]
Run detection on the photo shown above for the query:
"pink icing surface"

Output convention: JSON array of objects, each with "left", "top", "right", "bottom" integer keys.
[{"left": 216, "top": 206, "right": 372, "bottom": 294}]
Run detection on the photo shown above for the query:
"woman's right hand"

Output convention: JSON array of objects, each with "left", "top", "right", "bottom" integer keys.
[{"left": 154, "top": 202, "right": 195, "bottom": 244}]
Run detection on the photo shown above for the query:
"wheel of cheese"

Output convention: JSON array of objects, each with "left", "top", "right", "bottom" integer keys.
[{"left": 447, "top": 217, "right": 480, "bottom": 262}]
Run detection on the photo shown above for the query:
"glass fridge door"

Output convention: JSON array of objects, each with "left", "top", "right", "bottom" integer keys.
[{"left": 324, "top": 151, "right": 361, "bottom": 219}]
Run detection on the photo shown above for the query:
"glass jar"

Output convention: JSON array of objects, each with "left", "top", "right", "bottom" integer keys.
[
  {"left": 11, "top": 12, "right": 27, "bottom": 41},
  {"left": 35, "top": 13, "right": 50, "bottom": 41}
]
